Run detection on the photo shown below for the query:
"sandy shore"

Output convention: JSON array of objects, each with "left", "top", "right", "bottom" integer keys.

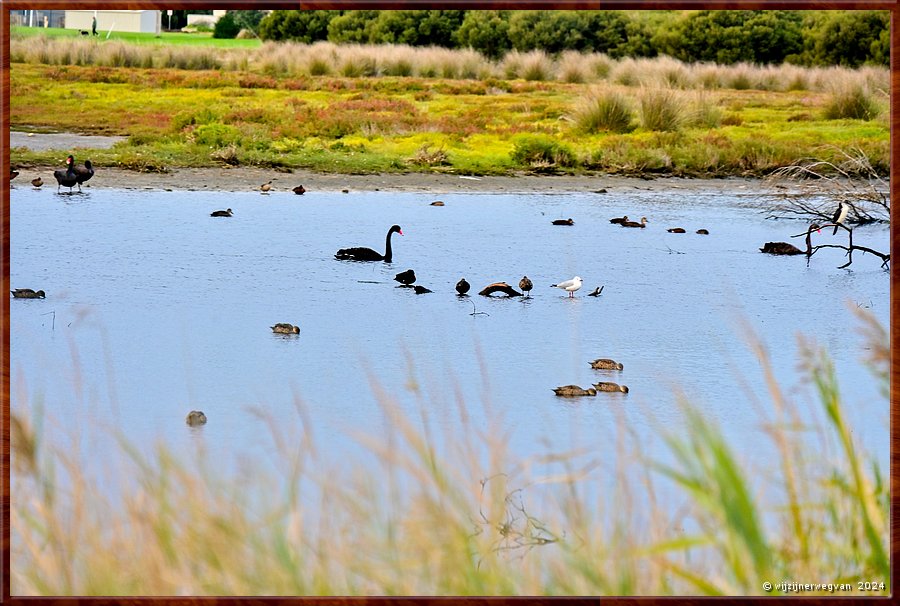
[{"left": 15, "top": 165, "right": 796, "bottom": 195}]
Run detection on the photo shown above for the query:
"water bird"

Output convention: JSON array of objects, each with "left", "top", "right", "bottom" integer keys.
[
  {"left": 609, "top": 215, "right": 628, "bottom": 224},
  {"left": 760, "top": 224, "right": 820, "bottom": 256},
  {"left": 11, "top": 289, "right": 46, "bottom": 299},
  {"left": 210, "top": 208, "right": 233, "bottom": 217},
  {"left": 621, "top": 217, "right": 648, "bottom": 228},
  {"left": 74, "top": 159, "right": 94, "bottom": 190},
  {"left": 186, "top": 410, "right": 207, "bottom": 426},
  {"left": 413, "top": 285, "right": 433, "bottom": 294},
  {"left": 831, "top": 201, "right": 849, "bottom": 235},
  {"left": 31, "top": 177, "right": 43, "bottom": 188},
  {"left": 553, "top": 385, "right": 597, "bottom": 397},
  {"left": 552, "top": 218, "right": 575, "bottom": 226},
  {"left": 456, "top": 278, "right": 470, "bottom": 296},
  {"left": 478, "top": 282, "right": 522, "bottom": 297},
  {"left": 696, "top": 229, "right": 709, "bottom": 235},
  {"left": 587, "top": 286, "right": 604, "bottom": 297},
  {"left": 10, "top": 168, "right": 19, "bottom": 181},
  {"left": 394, "top": 269, "right": 416, "bottom": 286},
  {"left": 335, "top": 224, "right": 403, "bottom": 263},
  {"left": 551, "top": 276, "right": 582, "bottom": 298},
  {"left": 430, "top": 200, "right": 445, "bottom": 206},
  {"left": 54, "top": 155, "right": 77, "bottom": 192},
  {"left": 519, "top": 276, "right": 533, "bottom": 297},
  {"left": 593, "top": 381, "right": 629, "bottom": 393},
  {"left": 292, "top": 185, "right": 306, "bottom": 195},
  {"left": 667, "top": 227, "right": 686, "bottom": 233},
  {"left": 271, "top": 323, "right": 300, "bottom": 334},
  {"left": 260, "top": 180, "right": 272, "bottom": 193},
  {"left": 590, "top": 358, "right": 623, "bottom": 370}
]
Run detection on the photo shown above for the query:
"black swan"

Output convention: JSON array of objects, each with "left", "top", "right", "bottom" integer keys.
[
  {"left": 696, "top": 229, "right": 709, "bottom": 235},
  {"left": 609, "top": 215, "right": 628, "bottom": 224},
  {"left": 551, "top": 276, "right": 582, "bottom": 297},
  {"left": 667, "top": 227, "right": 686, "bottom": 233},
  {"left": 831, "top": 201, "right": 849, "bottom": 235},
  {"left": 186, "top": 410, "right": 207, "bottom": 426},
  {"left": 456, "top": 278, "right": 470, "bottom": 296},
  {"left": 31, "top": 177, "right": 43, "bottom": 188},
  {"left": 54, "top": 155, "right": 77, "bottom": 192},
  {"left": 621, "top": 217, "right": 648, "bottom": 228},
  {"left": 11, "top": 289, "right": 46, "bottom": 299},
  {"left": 292, "top": 185, "right": 306, "bottom": 195},
  {"left": 335, "top": 225, "right": 403, "bottom": 262},
  {"left": 553, "top": 385, "right": 597, "bottom": 397},
  {"left": 593, "top": 381, "right": 629, "bottom": 393},
  {"left": 271, "top": 323, "right": 300, "bottom": 334},
  {"left": 761, "top": 224, "right": 820, "bottom": 256},
  {"left": 519, "top": 276, "right": 533, "bottom": 297},
  {"left": 590, "top": 358, "right": 623, "bottom": 370},
  {"left": 394, "top": 269, "right": 416, "bottom": 286},
  {"left": 210, "top": 208, "right": 233, "bottom": 217},
  {"left": 552, "top": 218, "right": 575, "bottom": 226},
  {"left": 74, "top": 159, "right": 94, "bottom": 190}
]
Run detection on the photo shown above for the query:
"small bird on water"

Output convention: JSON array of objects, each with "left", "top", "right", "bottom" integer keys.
[
  {"left": 456, "top": 278, "right": 470, "bottom": 296},
  {"left": 260, "top": 180, "right": 273, "bottom": 193},
  {"left": 551, "top": 276, "right": 582, "bottom": 298},
  {"left": 292, "top": 185, "right": 306, "bottom": 195},
  {"left": 553, "top": 385, "right": 597, "bottom": 397},
  {"left": 271, "top": 323, "right": 300, "bottom": 334},
  {"left": 590, "top": 358, "right": 623, "bottom": 370},
  {"left": 519, "top": 276, "right": 533, "bottom": 297},
  {"left": 186, "top": 410, "right": 207, "bottom": 426},
  {"left": 11, "top": 288, "right": 46, "bottom": 299},
  {"left": 394, "top": 269, "right": 416, "bottom": 286},
  {"left": 31, "top": 177, "right": 43, "bottom": 188},
  {"left": 210, "top": 208, "right": 233, "bottom": 217},
  {"left": 593, "top": 381, "right": 629, "bottom": 393},
  {"left": 552, "top": 218, "right": 575, "bottom": 226}
]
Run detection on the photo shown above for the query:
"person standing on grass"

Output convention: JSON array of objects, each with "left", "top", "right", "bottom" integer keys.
[{"left": 92, "top": 15, "right": 98, "bottom": 36}]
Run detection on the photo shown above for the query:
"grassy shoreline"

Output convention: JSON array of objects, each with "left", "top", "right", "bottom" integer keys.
[{"left": 10, "top": 38, "right": 888, "bottom": 178}]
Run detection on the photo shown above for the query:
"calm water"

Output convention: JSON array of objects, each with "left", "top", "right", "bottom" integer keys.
[{"left": 9, "top": 185, "right": 890, "bottom": 485}]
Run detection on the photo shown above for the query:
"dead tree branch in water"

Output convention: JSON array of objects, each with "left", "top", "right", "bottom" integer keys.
[
  {"left": 791, "top": 224, "right": 890, "bottom": 269},
  {"left": 765, "top": 147, "right": 889, "bottom": 225}
]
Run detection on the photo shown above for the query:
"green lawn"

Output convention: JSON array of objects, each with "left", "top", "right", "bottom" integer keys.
[{"left": 10, "top": 25, "right": 262, "bottom": 48}]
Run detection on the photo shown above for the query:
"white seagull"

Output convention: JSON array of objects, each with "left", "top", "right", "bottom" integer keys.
[
  {"left": 551, "top": 276, "right": 583, "bottom": 298},
  {"left": 831, "top": 201, "right": 849, "bottom": 235}
]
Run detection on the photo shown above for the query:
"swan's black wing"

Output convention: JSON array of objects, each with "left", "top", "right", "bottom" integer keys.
[{"left": 335, "top": 247, "right": 383, "bottom": 261}]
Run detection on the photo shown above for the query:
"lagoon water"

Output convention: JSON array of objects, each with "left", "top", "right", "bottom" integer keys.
[{"left": 9, "top": 185, "right": 890, "bottom": 488}]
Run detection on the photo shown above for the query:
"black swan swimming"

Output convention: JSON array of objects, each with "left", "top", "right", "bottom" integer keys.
[
  {"left": 456, "top": 278, "right": 470, "bottom": 296},
  {"left": 54, "top": 155, "right": 77, "bottom": 192},
  {"left": 335, "top": 225, "right": 403, "bottom": 262},
  {"left": 74, "top": 159, "right": 94, "bottom": 190},
  {"left": 211, "top": 208, "right": 233, "bottom": 217},
  {"left": 519, "top": 276, "right": 533, "bottom": 297},
  {"left": 760, "top": 225, "right": 821, "bottom": 256}
]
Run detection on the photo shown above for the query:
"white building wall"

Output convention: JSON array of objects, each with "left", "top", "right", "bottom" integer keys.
[{"left": 64, "top": 10, "right": 159, "bottom": 34}]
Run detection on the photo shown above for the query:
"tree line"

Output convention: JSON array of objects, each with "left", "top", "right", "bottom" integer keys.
[{"left": 214, "top": 10, "right": 888, "bottom": 68}]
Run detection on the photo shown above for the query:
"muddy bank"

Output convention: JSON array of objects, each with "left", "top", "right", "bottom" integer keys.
[{"left": 12, "top": 164, "right": 797, "bottom": 195}]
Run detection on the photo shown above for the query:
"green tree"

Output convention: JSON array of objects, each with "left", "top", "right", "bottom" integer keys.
[
  {"left": 366, "top": 11, "right": 464, "bottom": 46},
  {"left": 812, "top": 11, "right": 889, "bottom": 67},
  {"left": 454, "top": 10, "right": 511, "bottom": 59},
  {"left": 327, "top": 10, "right": 381, "bottom": 43},
  {"left": 231, "top": 10, "right": 266, "bottom": 36},
  {"left": 213, "top": 11, "right": 240, "bottom": 39},
  {"left": 258, "top": 10, "right": 336, "bottom": 42}
]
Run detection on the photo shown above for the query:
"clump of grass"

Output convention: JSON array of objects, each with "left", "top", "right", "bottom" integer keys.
[
  {"left": 510, "top": 134, "right": 575, "bottom": 170},
  {"left": 519, "top": 50, "right": 554, "bottom": 82},
  {"left": 685, "top": 90, "right": 722, "bottom": 128},
  {"left": 639, "top": 87, "right": 684, "bottom": 132},
  {"left": 572, "top": 89, "right": 634, "bottom": 134},
  {"left": 557, "top": 51, "right": 592, "bottom": 84},
  {"left": 824, "top": 83, "right": 882, "bottom": 120}
]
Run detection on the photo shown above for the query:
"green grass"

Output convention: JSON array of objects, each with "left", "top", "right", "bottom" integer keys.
[
  {"left": 8, "top": 55, "right": 889, "bottom": 177},
  {"left": 11, "top": 25, "right": 261, "bottom": 48},
  {"left": 10, "top": 311, "right": 890, "bottom": 595}
]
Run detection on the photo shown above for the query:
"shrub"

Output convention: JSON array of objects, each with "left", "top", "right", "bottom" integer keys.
[
  {"left": 572, "top": 89, "right": 634, "bottom": 134},
  {"left": 639, "top": 87, "right": 684, "bottom": 131},
  {"left": 213, "top": 12, "right": 240, "bottom": 39},
  {"left": 824, "top": 84, "right": 882, "bottom": 120},
  {"left": 510, "top": 134, "right": 575, "bottom": 169},
  {"left": 194, "top": 123, "right": 241, "bottom": 147}
]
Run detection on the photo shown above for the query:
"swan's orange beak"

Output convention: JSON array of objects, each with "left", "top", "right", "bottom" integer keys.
[{"left": 398, "top": 229, "right": 404, "bottom": 235}]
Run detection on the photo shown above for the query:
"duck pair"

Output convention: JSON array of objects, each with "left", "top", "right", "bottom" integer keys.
[{"left": 553, "top": 382, "right": 629, "bottom": 397}]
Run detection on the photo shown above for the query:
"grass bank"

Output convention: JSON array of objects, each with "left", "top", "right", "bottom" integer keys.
[
  {"left": 9, "top": 37, "right": 889, "bottom": 177},
  {"left": 10, "top": 311, "right": 889, "bottom": 595}
]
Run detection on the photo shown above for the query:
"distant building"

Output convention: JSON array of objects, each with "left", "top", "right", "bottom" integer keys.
[
  {"left": 10, "top": 10, "right": 65, "bottom": 28},
  {"left": 64, "top": 10, "right": 161, "bottom": 34}
]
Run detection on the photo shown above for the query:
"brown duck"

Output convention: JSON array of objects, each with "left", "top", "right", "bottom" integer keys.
[
  {"left": 553, "top": 385, "right": 597, "bottom": 397},
  {"left": 593, "top": 382, "right": 629, "bottom": 393},
  {"left": 590, "top": 358, "right": 623, "bottom": 370},
  {"left": 271, "top": 323, "right": 300, "bottom": 334}
]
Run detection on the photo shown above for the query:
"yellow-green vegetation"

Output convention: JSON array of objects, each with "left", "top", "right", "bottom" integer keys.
[
  {"left": 9, "top": 37, "right": 889, "bottom": 177},
  {"left": 10, "top": 311, "right": 889, "bottom": 595},
  {"left": 11, "top": 25, "right": 262, "bottom": 48}
]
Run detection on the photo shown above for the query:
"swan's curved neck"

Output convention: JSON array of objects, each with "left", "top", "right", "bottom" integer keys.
[{"left": 383, "top": 229, "right": 394, "bottom": 262}]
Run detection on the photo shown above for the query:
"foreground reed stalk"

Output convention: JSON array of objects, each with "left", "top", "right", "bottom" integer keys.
[{"left": 10, "top": 311, "right": 889, "bottom": 595}]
